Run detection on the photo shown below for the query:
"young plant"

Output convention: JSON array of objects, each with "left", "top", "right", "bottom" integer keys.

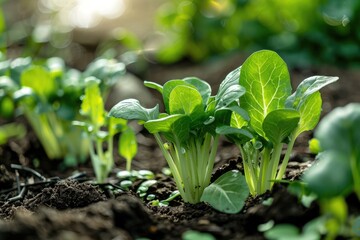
[
  {"left": 109, "top": 71, "right": 247, "bottom": 204},
  {"left": 74, "top": 77, "right": 137, "bottom": 183},
  {"left": 0, "top": 56, "right": 125, "bottom": 166},
  {"left": 217, "top": 50, "right": 338, "bottom": 196}
]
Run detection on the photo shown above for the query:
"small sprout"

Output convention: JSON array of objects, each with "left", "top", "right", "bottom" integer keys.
[
  {"left": 146, "top": 194, "right": 156, "bottom": 201},
  {"left": 308, "top": 138, "right": 321, "bottom": 154},
  {"left": 117, "top": 170, "right": 132, "bottom": 179},
  {"left": 161, "top": 167, "right": 172, "bottom": 176},
  {"left": 136, "top": 179, "right": 157, "bottom": 198},
  {"left": 138, "top": 170, "right": 155, "bottom": 180},
  {"left": 76, "top": 77, "right": 137, "bottom": 183},
  {"left": 120, "top": 180, "right": 133, "bottom": 190}
]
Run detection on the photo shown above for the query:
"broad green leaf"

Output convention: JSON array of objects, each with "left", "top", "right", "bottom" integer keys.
[
  {"left": 239, "top": 50, "right": 291, "bottom": 137},
  {"left": 169, "top": 85, "right": 204, "bottom": 122},
  {"left": 21, "top": 65, "right": 56, "bottom": 99},
  {"left": 109, "top": 99, "right": 159, "bottom": 122},
  {"left": 231, "top": 112, "right": 248, "bottom": 129},
  {"left": 286, "top": 76, "right": 338, "bottom": 109},
  {"left": 303, "top": 151, "right": 353, "bottom": 198},
  {"left": 293, "top": 92, "right": 322, "bottom": 137},
  {"left": 119, "top": 127, "right": 137, "bottom": 161},
  {"left": 263, "top": 109, "right": 300, "bottom": 144},
  {"left": 144, "top": 114, "right": 190, "bottom": 144},
  {"left": 144, "top": 81, "right": 163, "bottom": 94},
  {"left": 81, "top": 77, "right": 104, "bottom": 128},
  {"left": 201, "top": 170, "right": 249, "bottom": 214},
  {"left": 315, "top": 103, "right": 360, "bottom": 156},
  {"left": 162, "top": 80, "right": 194, "bottom": 112},
  {"left": 184, "top": 77, "right": 211, "bottom": 106}
]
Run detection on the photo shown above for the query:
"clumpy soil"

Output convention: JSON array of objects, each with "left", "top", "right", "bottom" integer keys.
[{"left": 1, "top": 64, "right": 360, "bottom": 239}]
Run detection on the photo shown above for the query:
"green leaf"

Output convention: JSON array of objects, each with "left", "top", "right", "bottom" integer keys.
[
  {"left": 216, "top": 126, "right": 253, "bottom": 141},
  {"left": 162, "top": 80, "right": 194, "bottom": 112},
  {"left": 81, "top": 77, "right": 105, "bottom": 127},
  {"left": 109, "top": 99, "right": 159, "bottom": 122},
  {"left": 119, "top": 127, "right": 137, "bottom": 161},
  {"left": 216, "top": 67, "right": 245, "bottom": 109},
  {"left": 286, "top": 75, "right": 338, "bottom": 109},
  {"left": 144, "top": 114, "right": 190, "bottom": 144},
  {"left": 263, "top": 109, "right": 300, "bottom": 144},
  {"left": 108, "top": 116, "right": 127, "bottom": 136},
  {"left": 184, "top": 77, "right": 211, "bottom": 106},
  {"left": 144, "top": 81, "right": 163, "bottom": 94},
  {"left": 21, "top": 65, "right": 56, "bottom": 98},
  {"left": 239, "top": 50, "right": 291, "bottom": 138},
  {"left": 217, "top": 66, "right": 241, "bottom": 101},
  {"left": 169, "top": 85, "right": 204, "bottom": 123},
  {"left": 293, "top": 92, "right": 322, "bottom": 137},
  {"left": 315, "top": 103, "right": 360, "bottom": 156},
  {"left": 201, "top": 170, "right": 249, "bottom": 214},
  {"left": 303, "top": 151, "right": 353, "bottom": 198}
]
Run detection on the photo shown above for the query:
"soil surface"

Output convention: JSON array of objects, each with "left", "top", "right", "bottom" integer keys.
[{"left": 1, "top": 61, "right": 360, "bottom": 240}]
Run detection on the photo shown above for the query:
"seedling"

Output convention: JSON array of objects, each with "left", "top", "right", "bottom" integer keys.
[
  {"left": 1, "top": 56, "right": 126, "bottom": 166},
  {"left": 217, "top": 50, "right": 338, "bottom": 195},
  {"left": 109, "top": 70, "right": 248, "bottom": 204},
  {"left": 74, "top": 77, "right": 137, "bottom": 183}
]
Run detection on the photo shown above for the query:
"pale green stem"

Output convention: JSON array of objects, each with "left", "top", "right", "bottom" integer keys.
[
  {"left": 153, "top": 133, "right": 186, "bottom": 199},
  {"left": 276, "top": 137, "right": 296, "bottom": 180},
  {"left": 239, "top": 145, "right": 257, "bottom": 195},
  {"left": 259, "top": 147, "right": 271, "bottom": 195},
  {"left": 265, "top": 143, "right": 283, "bottom": 190}
]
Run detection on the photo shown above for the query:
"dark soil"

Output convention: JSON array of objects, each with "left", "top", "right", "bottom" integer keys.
[{"left": 1, "top": 62, "right": 360, "bottom": 240}]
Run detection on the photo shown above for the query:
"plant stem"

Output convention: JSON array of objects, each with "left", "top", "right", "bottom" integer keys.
[{"left": 276, "top": 137, "right": 296, "bottom": 180}]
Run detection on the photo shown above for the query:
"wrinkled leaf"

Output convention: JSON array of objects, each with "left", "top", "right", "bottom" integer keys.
[
  {"left": 286, "top": 75, "right": 338, "bottom": 109},
  {"left": 109, "top": 99, "right": 159, "bottom": 122}
]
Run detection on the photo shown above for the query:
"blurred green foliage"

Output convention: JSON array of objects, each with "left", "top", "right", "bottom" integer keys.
[{"left": 156, "top": 0, "right": 360, "bottom": 67}]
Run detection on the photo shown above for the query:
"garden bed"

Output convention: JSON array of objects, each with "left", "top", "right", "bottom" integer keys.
[{"left": 1, "top": 61, "right": 360, "bottom": 239}]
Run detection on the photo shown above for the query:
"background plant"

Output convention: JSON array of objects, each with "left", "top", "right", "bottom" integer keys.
[
  {"left": 303, "top": 103, "right": 360, "bottom": 239},
  {"left": 156, "top": 0, "right": 360, "bottom": 67},
  {"left": 74, "top": 77, "right": 137, "bottom": 183},
  {"left": 217, "top": 50, "right": 338, "bottom": 195},
  {"left": 0, "top": 56, "right": 125, "bottom": 166}
]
